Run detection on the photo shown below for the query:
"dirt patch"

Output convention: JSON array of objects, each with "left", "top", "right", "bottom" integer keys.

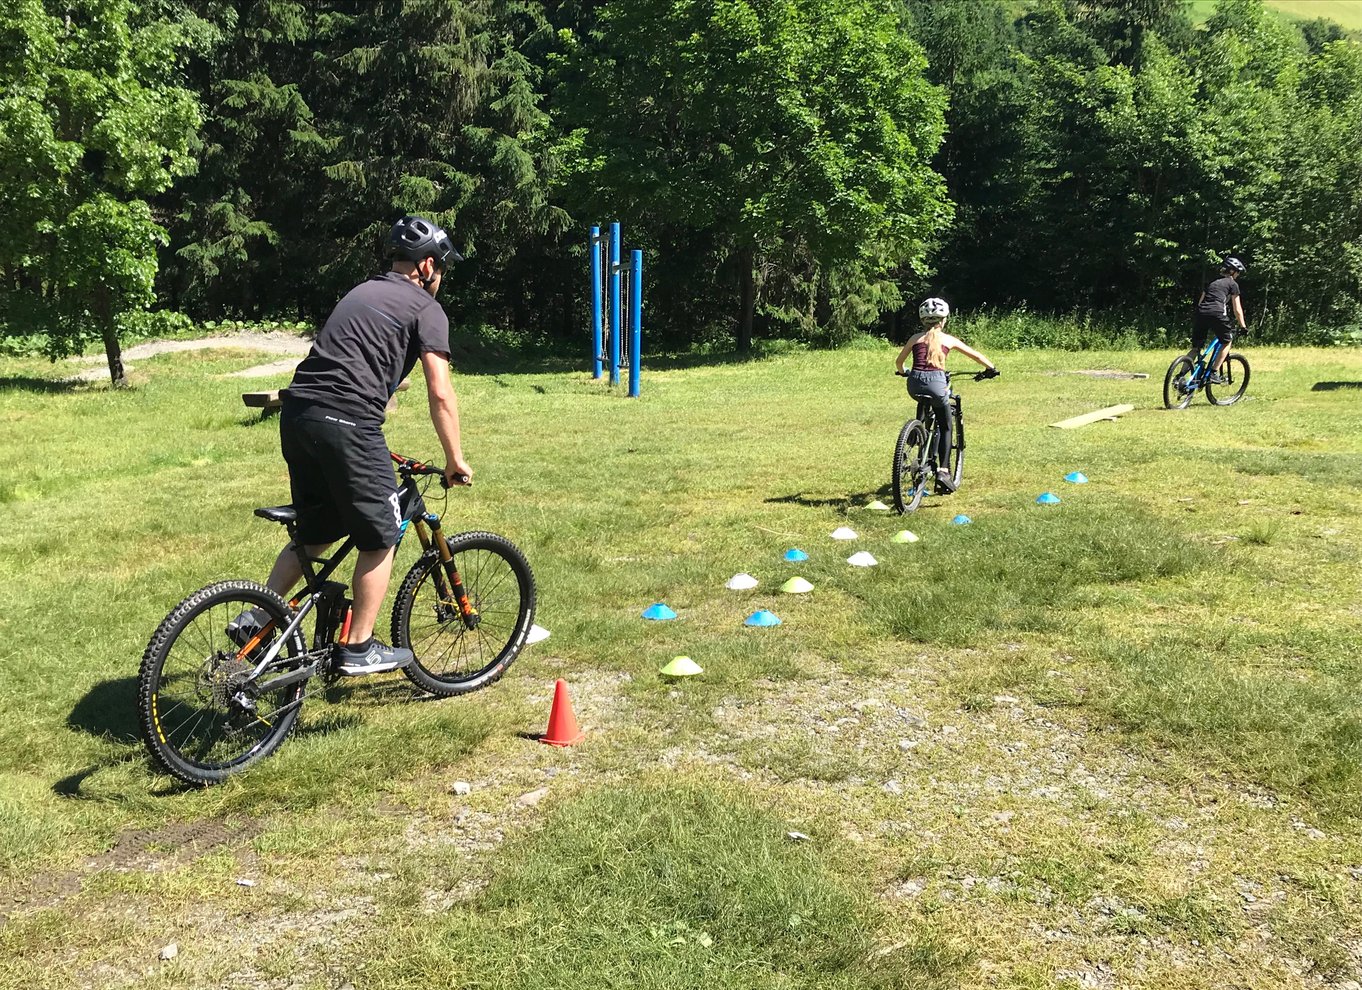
[
  {"left": 87, "top": 816, "right": 264, "bottom": 873},
  {"left": 65, "top": 333, "right": 312, "bottom": 383}
]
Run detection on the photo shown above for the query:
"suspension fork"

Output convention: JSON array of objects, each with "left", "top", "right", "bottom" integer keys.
[{"left": 411, "top": 514, "right": 481, "bottom": 630}]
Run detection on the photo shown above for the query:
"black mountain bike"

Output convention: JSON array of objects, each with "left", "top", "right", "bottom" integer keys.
[
  {"left": 891, "top": 369, "right": 997, "bottom": 514},
  {"left": 1163, "top": 336, "right": 1250, "bottom": 409},
  {"left": 137, "top": 453, "right": 536, "bottom": 786}
]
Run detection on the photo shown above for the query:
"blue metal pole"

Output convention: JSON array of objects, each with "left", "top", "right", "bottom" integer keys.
[
  {"left": 590, "top": 226, "right": 602, "bottom": 379},
  {"left": 609, "top": 223, "right": 621, "bottom": 386},
  {"left": 629, "top": 249, "right": 642, "bottom": 398}
]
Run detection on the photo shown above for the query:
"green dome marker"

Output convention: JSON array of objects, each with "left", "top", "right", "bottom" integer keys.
[{"left": 660, "top": 656, "right": 703, "bottom": 677}]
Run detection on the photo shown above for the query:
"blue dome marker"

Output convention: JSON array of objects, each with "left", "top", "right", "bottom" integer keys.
[
  {"left": 1035, "top": 492, "right": 1061, "bottom": 505},
  {"left": 1064, "top": 471, "right": 1089, "bottom": 484},
  {"left": 744, "top": 609, "right": 782, "bottom": 627},
  {"left": 783, "top": 548, "right": 809, "bottom": 562},
  {"left": 950, "top": 514, "right": 972, "bottom": 525},
  {"left": 641, "top": 603, "right": 677, "bottom": 620}
]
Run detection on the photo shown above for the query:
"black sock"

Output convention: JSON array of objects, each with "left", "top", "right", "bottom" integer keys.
[{"left": 342, "top": 637, "right": 373, "bottom": 653}]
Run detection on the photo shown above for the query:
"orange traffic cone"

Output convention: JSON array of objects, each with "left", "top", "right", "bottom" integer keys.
[{"left": 540, "top": 678, "right": 584, "bottom": 747}]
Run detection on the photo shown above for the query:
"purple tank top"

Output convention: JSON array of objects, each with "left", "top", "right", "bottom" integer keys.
[{"left": 912, "top": 337, "right": 951, "bottom": 371}]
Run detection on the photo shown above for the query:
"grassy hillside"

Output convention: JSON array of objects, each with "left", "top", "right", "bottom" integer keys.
[
  {"left": 2, "top": 338, "right": 1361, "bottom": 988},
  {"left": 1189, "top": 0, "right": 1362, "bottom": 30}
]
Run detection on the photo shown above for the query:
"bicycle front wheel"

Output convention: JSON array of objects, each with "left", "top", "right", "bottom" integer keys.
[
  {"left": 1206, "top": 354, "right": 1250, "bottom": 406},
  {"left": 891, "top": 420, "right": 930, "bottom": 514},
  {"left": 947, "top": 401, "right": 965, "bottom": 489},
  {"left": 392, "top": 531, "right": 536, "bottom": 697},
  {"left": 1163, "top": 356, "right": 1195, "bottom": 409},
  {"left": 138, "top": 581, "right": 307, "bottom": 786}
]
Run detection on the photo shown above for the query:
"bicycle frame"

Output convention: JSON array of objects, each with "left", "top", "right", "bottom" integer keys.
[
  {"left": 911, "top": 384, "right": 965, "bottom": 467},
  {"left": 233, "top": 457, "right": 482, "bottom": 693},
  {"left": 1186, "top": 337, "right": 1226, "bottom": 388}
]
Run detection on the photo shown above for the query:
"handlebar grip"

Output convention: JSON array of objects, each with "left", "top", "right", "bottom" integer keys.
[{"left": 440, "top": 474, "right": 472, "bottom": 489}]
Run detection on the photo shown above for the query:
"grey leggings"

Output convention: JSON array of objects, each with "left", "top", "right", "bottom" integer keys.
[{"left": 906, "top": 370, "right": 952, "bottom": 465}]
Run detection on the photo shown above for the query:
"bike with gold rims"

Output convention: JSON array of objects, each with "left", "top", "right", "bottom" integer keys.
[{"left": 137, "top": 452, "right": 535, "bottom": 786}]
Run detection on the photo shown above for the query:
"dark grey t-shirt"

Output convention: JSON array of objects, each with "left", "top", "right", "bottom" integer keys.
[
  {"left": 1197, "top": 276, "right": 1241, "bottom": 321},
  {"left": 284, "top": 272, "right": 451, "bottom": 424}
]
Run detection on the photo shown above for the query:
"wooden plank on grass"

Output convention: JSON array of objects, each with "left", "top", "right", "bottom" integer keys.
[{"left": 1049, "top": 404, "right": 1135, "bottom": 429}]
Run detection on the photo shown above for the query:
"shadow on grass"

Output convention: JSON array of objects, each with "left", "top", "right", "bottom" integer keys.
[
  {"left": 0, "top": 375, "right": 82, "bottom": 394},
  {"left": 68, "top": 677, "right": 140, "bottom": 742},
  {"left": 449, "top": 336, "right": 782, "bottom": 377},
  {"left": 1311, "top": 381, "right": 1362, "bottom": 391},
  {"left": 766, "top": 483, "right": 895, "bottom": 511},
  {"left": 59, "top": 676, "right": 368, "bottom": 798}
]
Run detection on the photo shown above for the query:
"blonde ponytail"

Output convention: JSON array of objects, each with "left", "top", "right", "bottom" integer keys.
[{"left": 922, "top": 322, "right": 946, "bottom": 368}]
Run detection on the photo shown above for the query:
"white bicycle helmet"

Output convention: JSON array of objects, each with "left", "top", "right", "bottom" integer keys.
[{"left": 918, "top": 297, "right": 950, "bottom": 320}]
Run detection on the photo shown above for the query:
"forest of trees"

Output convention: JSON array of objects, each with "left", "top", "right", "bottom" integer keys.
[{"left": 3, "top": 0, "right": 1361, "bottom": 382}]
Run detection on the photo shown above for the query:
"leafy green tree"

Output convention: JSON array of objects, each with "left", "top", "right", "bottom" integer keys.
[
  {"left": 0, "top": 0, "right": 199, "bottom": 384},
  {"left": 305, "top": 0, "right": 567, "bottom": 328},
  {"left": 553, "top": 0, "right": 949, "bottom": 351},
  {"left": 154, "top": 0, "right": 329, "bottom": 319}
]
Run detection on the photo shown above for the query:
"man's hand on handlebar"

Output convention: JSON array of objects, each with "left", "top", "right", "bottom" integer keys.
[
  {"left": 975, "top": 367, "right": 1000, "bottom": 380},
  {"left": 443, "top": 455, "right": 473, "bottom": 489}
]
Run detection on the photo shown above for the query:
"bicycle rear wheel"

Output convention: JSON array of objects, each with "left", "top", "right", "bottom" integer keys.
[
  {"left": 138, "top": 581, "right": 307, "bottom": 786},
  {"left": 1163, "top": 356, "right": 1195, "bottom": 409},
  {"left": 891, "top": 420, "right": 930, "bottom": 514},
  {"left": 392, "top": 531, "right": 536, "bottom": 697},
  {"left": 1206, "top": 354, "right": 1250, "bottom": 405}
]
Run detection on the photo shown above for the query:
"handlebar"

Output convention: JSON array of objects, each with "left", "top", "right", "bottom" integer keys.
[
  {"left": 895, "top": 368, "right": 999, "bottom": 381},
  {"left": 390, "top": 452, "right": 470, "bottom": 488}
]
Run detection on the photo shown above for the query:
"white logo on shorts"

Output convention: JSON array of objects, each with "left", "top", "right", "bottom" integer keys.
[{"left": 389, "top": 491, "right": 401, "bottom": 530}]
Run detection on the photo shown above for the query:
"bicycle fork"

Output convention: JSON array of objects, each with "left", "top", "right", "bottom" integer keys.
[{"left": 411, "top": 514, "right": 481, "bottom": 630}]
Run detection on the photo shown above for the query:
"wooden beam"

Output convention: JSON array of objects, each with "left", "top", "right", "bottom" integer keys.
[{"left": 1049, "top": 404, "right": 1135, "bottom": 429}]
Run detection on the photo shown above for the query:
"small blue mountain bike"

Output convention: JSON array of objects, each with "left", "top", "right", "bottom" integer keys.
[{"left": 1163, "top": 338, "right": 1250, "bottom": 409}]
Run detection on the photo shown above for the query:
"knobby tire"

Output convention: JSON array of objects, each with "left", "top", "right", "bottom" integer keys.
[
  {"left": 1163, "top": 356, "right": 1195, "bottom": 409},
  {"left": 892, "top": 420, "right": 930, "bottom": 514},
  {"left": 138, "top": 580, "right": 307, "bottom": 786},
  {"left": 391, "top": 531, "right": 536, "bottom": 697},
  {"left": 1206, "top": 354, "right": 1251, "bottom": 405}
]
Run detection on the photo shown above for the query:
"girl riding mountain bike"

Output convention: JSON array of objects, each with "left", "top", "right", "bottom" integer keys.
[{"left": 894, "top": 298, "right": 997, "bottom": 493}]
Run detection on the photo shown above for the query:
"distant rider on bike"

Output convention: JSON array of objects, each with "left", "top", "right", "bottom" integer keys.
[
  {"left": 231, "top": 216, "right": 472, "bottom": 676},
  {"left": 894, "top": 298, "right": 997, "bottom": 494},
  {"left": 1191, "top": 256, "right": 1247, "bottom": 384}
]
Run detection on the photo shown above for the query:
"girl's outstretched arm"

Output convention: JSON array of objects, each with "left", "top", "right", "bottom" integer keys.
[{"left": 945, "top": 335, "right": 995, "bottom": 370}]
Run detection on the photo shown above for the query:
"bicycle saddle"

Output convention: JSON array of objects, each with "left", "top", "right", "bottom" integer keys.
[{"left": 254, "top": 505, "right": 298, "bottom": 524}]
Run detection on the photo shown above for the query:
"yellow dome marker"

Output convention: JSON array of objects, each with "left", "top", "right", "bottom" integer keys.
[{"left": 660, "top": 656, "right": 703, "bottom": 677}]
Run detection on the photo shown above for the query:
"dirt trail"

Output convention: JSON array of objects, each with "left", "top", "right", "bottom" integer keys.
[{"left": 67, "top": 333, "right": 311, "bottom": 382}]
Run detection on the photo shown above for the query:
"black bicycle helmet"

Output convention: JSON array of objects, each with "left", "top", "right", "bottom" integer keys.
[
  {"left": 1221, "top": 256, "right": 1246, "bottom": 274},
  {"left": 387, "top": 216, "right": 462, "bottom": 269}
]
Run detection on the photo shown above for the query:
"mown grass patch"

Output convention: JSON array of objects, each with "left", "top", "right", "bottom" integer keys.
[
  {"left": 360, "top": 782, "right": 968, "bottom": 989},
  {"left": 852, "top": 502, "right": 1214, "bottom": 645},
  {"left": 1093, "top": 630, "right": 1362, "bottom": 815}
]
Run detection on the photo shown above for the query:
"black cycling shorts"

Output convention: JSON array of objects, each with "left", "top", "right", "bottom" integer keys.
[
  {"left": 1192, "top": 314, "right": 1234, "bottom": 351},
  {"left": 279, "top": 402, "right": 400, "bottom": 551}
]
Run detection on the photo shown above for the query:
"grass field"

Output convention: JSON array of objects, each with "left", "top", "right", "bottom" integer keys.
[
  {"left": 2, "top": 338, "right": 1361, "bottom": 988},
  {"left": 1188, "top": 0, "right": 1362, "bottom": 30}
]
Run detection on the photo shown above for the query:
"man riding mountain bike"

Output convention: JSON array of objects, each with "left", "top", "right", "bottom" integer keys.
[{"left": 229, "top": 216, "right": 471, "bottom": 675}]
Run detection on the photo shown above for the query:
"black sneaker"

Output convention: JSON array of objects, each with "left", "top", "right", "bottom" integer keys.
[
  {"left": 335, "top": 639, "right": 414, "bottom": 676},
  {"left": 1207, "top": 372, "right": 1227, "bottom": 385},
  {"left": 226, "top": 607, "right": 274, "bottom": 655},
  {"left": 935, "top": 468, "right": 958, "bottom": 494}
]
